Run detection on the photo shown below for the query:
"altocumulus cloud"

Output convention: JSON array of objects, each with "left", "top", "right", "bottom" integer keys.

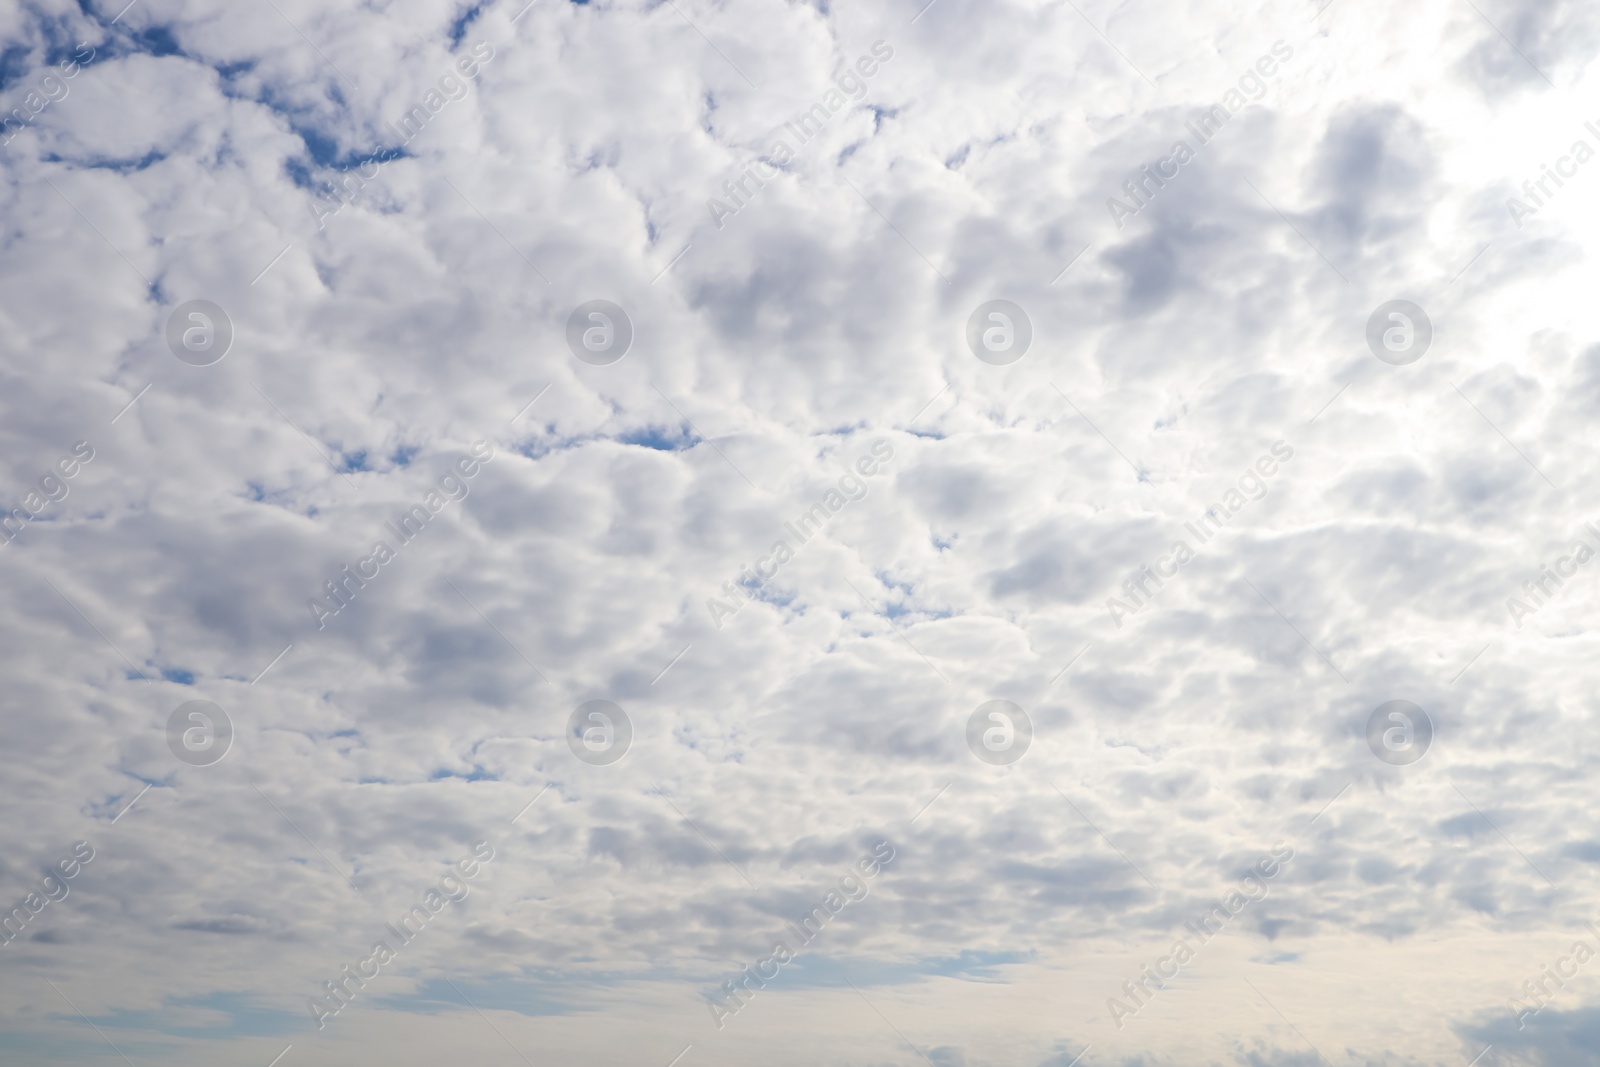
[{"left": 2, "top": 0, "right": 1600, "bottom": 1066}]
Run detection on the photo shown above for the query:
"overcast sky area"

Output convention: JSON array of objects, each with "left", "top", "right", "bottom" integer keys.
[{"left": 6, "top": 0, "right": 1600, "bottom": 1064}]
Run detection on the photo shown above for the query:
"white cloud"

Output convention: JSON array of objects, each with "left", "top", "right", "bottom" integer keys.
[{"left": 4, "top": 0, "right": 1600, "bottom": 1064}]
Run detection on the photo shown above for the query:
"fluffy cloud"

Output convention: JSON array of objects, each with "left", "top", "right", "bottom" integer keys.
[{"left": 3, "top": 0, "right": 1600, "bottom": 1064}]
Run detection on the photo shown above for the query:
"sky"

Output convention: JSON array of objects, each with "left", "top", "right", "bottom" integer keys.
[{"left": 2, "top": 0, "right": 1600, "bottom": 1065}]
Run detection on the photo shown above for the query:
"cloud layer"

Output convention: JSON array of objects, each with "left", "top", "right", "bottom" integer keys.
[{"left": 4, "top": 0, "right": 1600, "bottom": 1065}]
